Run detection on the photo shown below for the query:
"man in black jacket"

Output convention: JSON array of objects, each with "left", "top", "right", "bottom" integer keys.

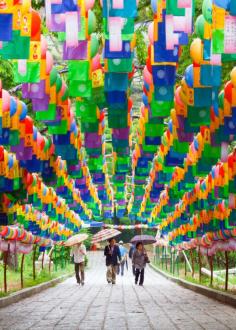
[{"left": 104, "top": 238, "right": 121, "bottom": 284}]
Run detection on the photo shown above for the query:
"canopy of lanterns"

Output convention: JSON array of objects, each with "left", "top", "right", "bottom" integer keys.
[{"left": 0, "top": 0, "right": 235, "bottom": 255}]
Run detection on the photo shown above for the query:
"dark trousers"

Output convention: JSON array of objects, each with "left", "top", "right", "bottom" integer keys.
[
  {"left": 75, "top": 262, "right": 85, "bottom": 284},
  {"left": 132, "top": 265, "right": 136, "bottom": 276},
  {"left": 135, "top": 268, "right": 144, "bottom": 285}
]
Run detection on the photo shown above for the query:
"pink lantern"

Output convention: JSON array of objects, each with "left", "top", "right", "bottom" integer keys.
[
  {"left": 221, "top": 142, "right": 228, "bottom": 162},
  {"left": 85, "top": 0, "right": 95, "bottom": 11},
  {"left": 41, "top": 36, "right": 48, "bottom": 58},
  {"left": 143, "top": 65, "right": 152, "bottom": 85},
  {"left": 200, "top": 246, "right": 207, "bottom": 256},
  {"left": 46, "top": 51, "right": 53, "bottom": 75},
  {"left": 148, "top": 22, "right": 154, "bottom": 45},
  {"left": 92, "top": 53, "right": 102, "bottom": 71},
  {"left": 2, "top": 89, "right": 11, "bottom": 112},
  {"left": 60, "top": 81, "right": 66, "bottom": 95}
]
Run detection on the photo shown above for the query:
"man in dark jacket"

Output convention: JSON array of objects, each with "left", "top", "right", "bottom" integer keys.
[{"left": 104, "top": 238, "right": 121, "bottom": 284}]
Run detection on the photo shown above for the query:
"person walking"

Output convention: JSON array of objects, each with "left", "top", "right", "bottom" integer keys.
[
  {"left": 132, "top": 242, "right": 149, "bottom": 286},
  {"left": 70, "top": 242, "right": 87, "bottom": 285},
  {"left": 129, "top": 243, "right": 136, "bottom": 276},
  {"left": 104, "top": 238, "right": 121, "bottom": 284},
  {"left": 117, "top": 241, "right": 127, "bottom": 276}
]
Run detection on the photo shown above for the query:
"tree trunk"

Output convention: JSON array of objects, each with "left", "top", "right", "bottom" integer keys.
[
  {"left": 184, "top": 254, "right": 187, "bottom": 276},
  {"left": 198, "top": 247, "right": 202, "bottom": 283},
  {"left": 190, "top": 249, "right": 195, "bottom": 278},
  {"left": 6, "top": 251, "right": 18, "bottom": 271},
  {"left": 49, "top": 256, "right": 52, "bottom": 273},
  {"left": 4, "top": 244, "right": 10, "bottom": 293},
  {"left": 209, "top": 255, "right": 213, "bottom": 286},
  {"left": 225, "top": 251, "right": 229, "bottom": 291},
  {"left": 41, "top": 251, "right": 45, "bottom": 270},
  {"left": 33, "top": 245, "right": 37, "bottom": 280}
]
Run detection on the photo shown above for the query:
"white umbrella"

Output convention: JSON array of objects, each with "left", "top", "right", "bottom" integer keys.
[{"left": 64, "top": 234, "right": 88, "bottom": 247}]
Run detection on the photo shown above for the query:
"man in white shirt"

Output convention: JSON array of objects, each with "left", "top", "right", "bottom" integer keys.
[{"left": 70, "top": 243, "right": 87, "bottom": 285}]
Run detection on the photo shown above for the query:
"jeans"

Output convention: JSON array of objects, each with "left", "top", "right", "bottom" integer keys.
[
  {"left": 74, "top": 262, "right": 85, "bottom": 284},
  {"left": 135, "top": 268, "right": 144, "bottom": 285},
  {"left": 117, "top": 261, "right": 125, "bottom": 276},
  {"left": 106, "top": 265, "right": 117, "bottom": 283}
]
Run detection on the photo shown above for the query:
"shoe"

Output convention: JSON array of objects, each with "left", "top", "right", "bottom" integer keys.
[
  {"left": 81, "top": 282, "right": 84, "bottom": 286},
  {"left": 107, "top": 280, "right": 111, "bottom": 283},
  {"left": 135, "top": 281, "right": 137, "bottom": 285},
  {"left": 112, "top": 282, "right": 116, "bottom": 285},
  {"left": 139, "top": 283, "right": 143, "bottom": 286}
]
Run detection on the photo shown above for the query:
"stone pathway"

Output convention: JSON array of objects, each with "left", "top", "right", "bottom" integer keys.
[{"left": 0, "top": 252, "right": 236, "bottom": 330}]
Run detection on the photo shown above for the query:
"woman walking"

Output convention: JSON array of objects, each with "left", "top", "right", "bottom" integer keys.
[{"left": 132, "top": 242, "right": 149, "bottom": 286}]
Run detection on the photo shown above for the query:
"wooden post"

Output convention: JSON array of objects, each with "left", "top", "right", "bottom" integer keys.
[
  {"left": 198, "top": 246, "right": 202, "bottom": 283},
  {"left": 190, "top": 249, "right": 195, "bottom": 278},
  {"left": 48, "top": 246, "right": 54, "bottom": 273},
  {"left": 161, "top": 246, "right": 164, "bottom": 269},
  {"left": 3, "top": 244, "right": 10, "bottom": 293},
  {"left": 55, "top": 248, "right": 57, "bottom": 272},
  {"left": 176, "top": 252, "right": 179, "bottom": 276},
  {"left": 41, "top": 251, "right": 45, "bottom": 270},
  {"left": 216, "top": 254, "right": 220, "bottom": 269},
  {"left": 21, "top": 254, "right": 25, "bottom": 289},
  {"left": 173, "top": 251, "right": 175, "bottom": 274},
  {"left": 33, "top": 245, "right": 37, "bottom": 280},
  {"left": 209, "top": 255, "right": 213, "bottom": 286},
  {"left": 165, "top": 247, "right": 168, "bottom": 271},
  {"left": 49, "top": 256, "right": 52, "bottom": 273},
  {"left": 225, "top": 251, "right": 229, "bottom": 291},
  {"left": 170, "top": 249, "right": 172, "bottom": 273},
  {"left": 184, "top": 253, "right": 187, "bottom": 276}
]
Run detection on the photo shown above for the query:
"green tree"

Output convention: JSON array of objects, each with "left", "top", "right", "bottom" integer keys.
[
  {"left": 135, "top": 26, "right": 148, "bottom": 66},
  {"left": 32, "top": 0, "right": 44, "bottom": 10},
  {"left": 0, "top": 60, "right": 14, "bottom": 90}
]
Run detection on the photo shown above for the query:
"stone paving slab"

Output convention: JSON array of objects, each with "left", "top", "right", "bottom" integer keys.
[{"left": 0, "top": 252, "right": 235, "bottom": 330}]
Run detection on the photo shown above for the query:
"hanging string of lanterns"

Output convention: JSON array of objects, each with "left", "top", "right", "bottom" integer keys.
[{"left": 129, "top": 0, "right": 194, "bottom": 220}]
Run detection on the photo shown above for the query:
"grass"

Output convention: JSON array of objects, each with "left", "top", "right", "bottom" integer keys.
[
  {"left": 0, "top": 253, "right": 74, "bottom": 297},
  {"left": 152, "top": 255, "right": 236, "bottom": 296}
]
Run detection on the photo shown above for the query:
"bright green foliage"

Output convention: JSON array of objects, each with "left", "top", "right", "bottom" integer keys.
[
  {"left": 136, "top": 26, "right": 148, "bottom": 65},
  {"left": 0, "top": 59, "right": 14, "bottom": 90},
  {"left": 32, "top": 0, "right": 44, "bottom": 10}
]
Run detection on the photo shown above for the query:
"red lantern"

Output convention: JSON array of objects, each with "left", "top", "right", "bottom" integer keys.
[
  {"left": 24, "top": 116, "right": 33, "bottom": 134},
  {"left": 128, "top": 97, "right": 133, "bottom": 111},
  {"left": 0, "top": 226, "right": 9, "bottom": 237},
  {"left": 31, "top": 9, "right": 41, "bottom": 41},
  {"left": 0, "top": 146, "right": 4, "bottom": 161},
  {"left": 26, "top": 173, "right": 33, "bottom": 186},
  {"left": 224, "top": 81, "right": 233, "bottom": 104}
]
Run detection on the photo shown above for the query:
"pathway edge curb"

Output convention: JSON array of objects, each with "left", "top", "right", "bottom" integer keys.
[
  {"left": 0, "top": 272, "right": 73, "bottom": 309},
  {"left": 150, "top": 263, "right": 236, "bottom": 308}
]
